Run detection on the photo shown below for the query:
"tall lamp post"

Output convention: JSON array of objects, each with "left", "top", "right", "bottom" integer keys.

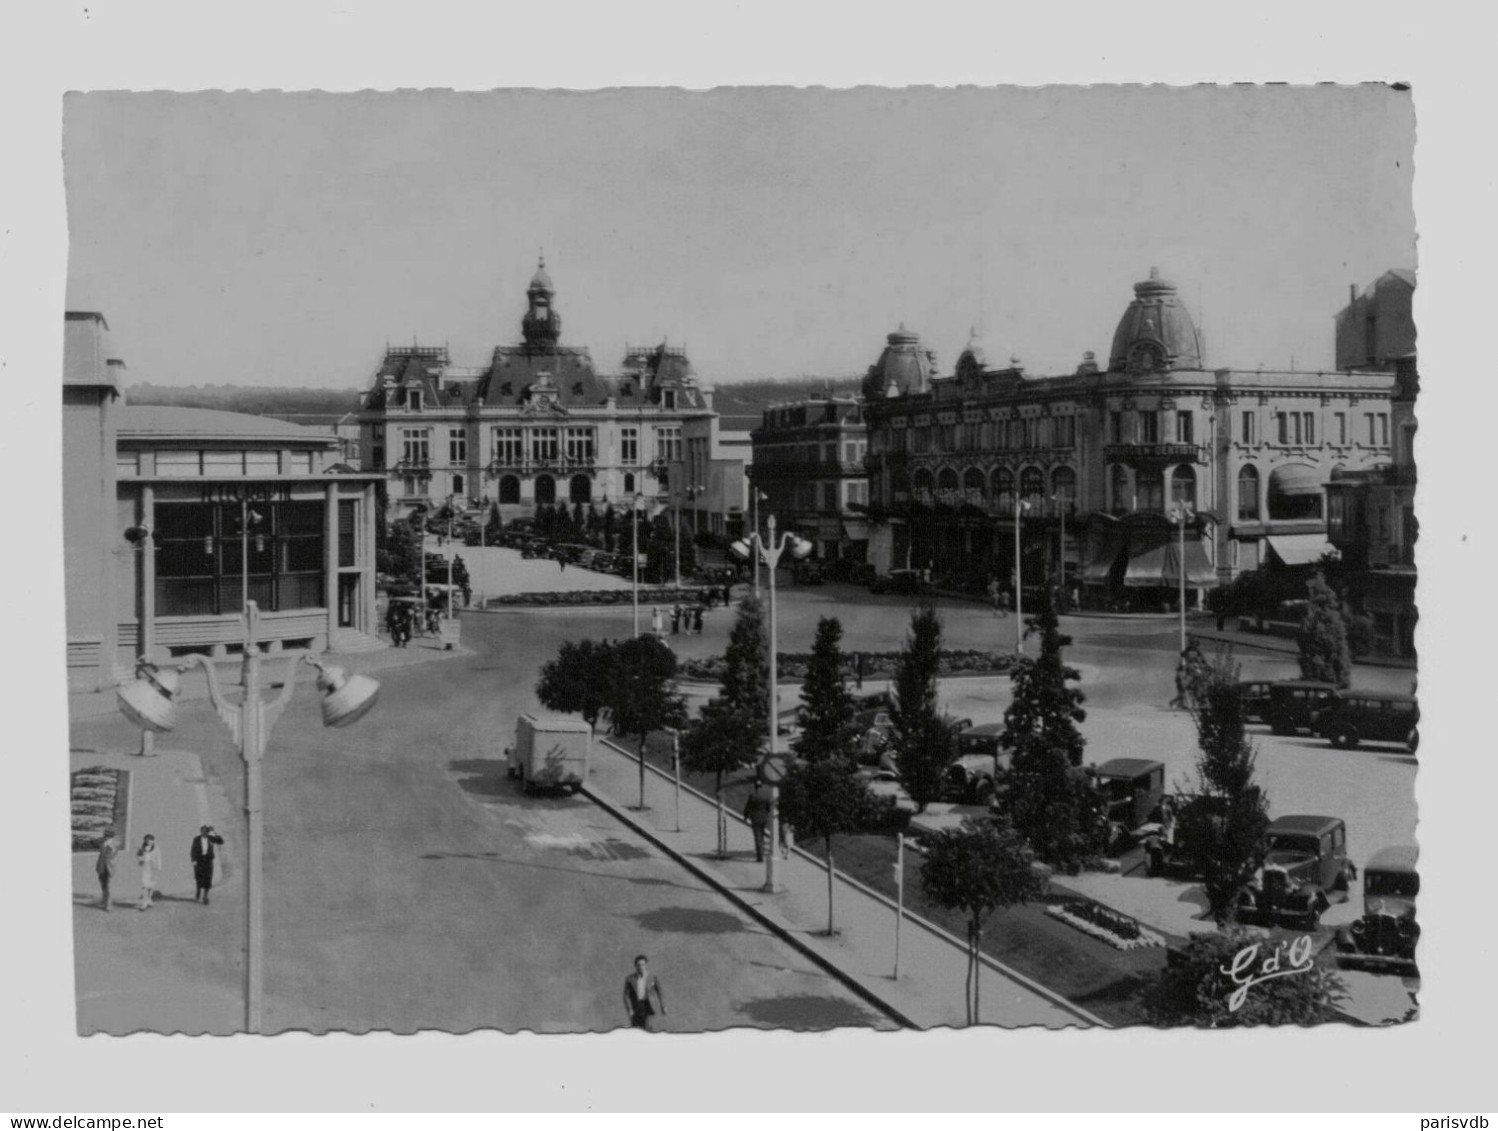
[
  {"left": 631, "top": 493, "right": 646, "bottom": 637},
  {"left": 116, "top": 602, "right": 380, "bottom": 1034},
  {"left": 1013, "top": 496, "right": 1031, "bottom": 653},
  {"left": 749, "top": 486, "right": 768, "bottom": 598},
  {"left": 732, "top": 515, "right": 813, "bottom": 894},
  {"left": 674, "top": 484, "right": 703, "bottom": 589},
  {"left": 1170, "top": 500, "right": 1194, "bottom": 654}
]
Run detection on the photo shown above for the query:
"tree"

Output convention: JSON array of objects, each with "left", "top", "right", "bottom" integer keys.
[
  {"left": 379, "top": 517, "right": 424, "bottom": 587},
  {"left": 997, "top": 588, "right": 1106, "bottom": 870},
  {"left": 605, "top": 635, "right": 688, "bottom": 811},
  {"left": 1296, "top": 571, "right": 1352, "bottom": 687},
  {"left": 1143, "top": 931, "right": 1348, "bottom": 1027},
  {"left": 778, "top": 757, "right": 869, "bottom": 935},
  {"left": 536, "top": 639, "right": 618, "bottom": 730},
  {"left": 793, "top": 617, "right": 859, "bottom": 764},
  {"left": 720, "top": 595, "right": 770, "bottom": 726},
  {"left": 1179, "top": 657, "right": 1272, "bottom": 924},
  {"left": 919, "top": 818, "right": 1049, "bottom": 1025},
  {"left": 889, "top": 604, "right": 953, "bottom": 812},
  {"left": 680, "top": 699, "right": 763, "bottom": 856}
]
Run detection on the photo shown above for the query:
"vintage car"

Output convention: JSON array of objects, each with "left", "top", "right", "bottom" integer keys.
[
  {"left": 852, "top": 706, "right": 896, "bottom": 764},
  {"left": 870, "top": 568, "right": 927, "bottom": 596},
  {"left": 946, "top": 723, "right": 1007, "bottom": 804},
  {"left": 1315, "top": 690, "right": 1419, "bottom": 753},
  {"left": 1236, "top": 680, "right": 1276, "bottom": 725},
  {"left": 1335, "top": 844, "right": 1419, "bottom": 975},
  {"left": 1265, "top": 680, "right": 1339, "bottom": 736},
  {"left": 1237, "top": 814, "right": 1357, "bottom": 929},
  {"left": 1091, "top": 758, "right": 1167, "bottom": 850}
]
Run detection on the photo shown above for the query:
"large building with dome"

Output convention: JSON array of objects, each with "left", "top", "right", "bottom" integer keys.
[
  {"left": 359, "top": 260, "right": 718, "bottom": 520},
  {"left": 860, "top": 267, "right": 1402, "bottom": 610}
]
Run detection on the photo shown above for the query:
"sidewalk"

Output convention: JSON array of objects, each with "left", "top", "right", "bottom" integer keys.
[{"left": 584, "top": 738, "right": 1107, "bottom": 1030}]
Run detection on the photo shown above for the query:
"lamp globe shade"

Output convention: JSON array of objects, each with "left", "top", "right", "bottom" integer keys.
[
  {"left": 728, "top": 539, "right": 751, "bottom": 561},
  {"left": 315, "top": 665, "right": 381, "bottom": 729},
  {"left": 116, "top": 666, "right": 181, "bottom": 733},
  {"left": 789, "top": 535, "right": 814, "bottom": 560}
]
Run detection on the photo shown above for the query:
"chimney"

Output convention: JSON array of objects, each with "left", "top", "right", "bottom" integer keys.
[{"left": 1350, "top": 284, "right": 1358, "bottom": 305}]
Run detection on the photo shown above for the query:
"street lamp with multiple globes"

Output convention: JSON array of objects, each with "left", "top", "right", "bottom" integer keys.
[
  {"left": 1013, "top": 496, "right": 1031, "bottom": 653},
  {"left": 730, "top": 514, "right": 813, "bottom": 894},
  {"left": 115, "top": 601, "right": 380, "bottom": 1034}
]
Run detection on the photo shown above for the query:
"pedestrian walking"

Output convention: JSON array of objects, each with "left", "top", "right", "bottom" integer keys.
[
  {"left": 558, "top": 552, "right": 566, "bottom": 572},
  {"left": 855, "top": 651, "right": 865, "bottom": 688},
  {"left": 622, "top": 954, "right": 668, "bottom": 1031},
  {"left": 135, "top": 834, "right": 162, "bottom": 911},
  {"left": 670, "top": 605, "right": 682, "bottom": 635},
  {"left": 743, "top": 780, "right": 772, "bottom": 861},
  {"left": 650, "top": 606, "right": 664, "bottom": 638},
  {"left": 692, "top": 605, "right": 704, "bottom": 634},
  {"left": 999, "top": 588, "right": 1012, "bottom": 617},
  {"left": 95, "top": 828, "right": 119, "bottom": 912},
  {"left": 722, "top": 582, "right": 732, "bottom": 607},
  {"left": 987, "top": 576, "right": 1002, "bottom": 617},
  {"left": 191, "top": 825, "right": 225, "bottom": 903}
]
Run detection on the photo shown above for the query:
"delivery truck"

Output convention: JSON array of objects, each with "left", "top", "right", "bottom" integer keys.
[{"left": 506, "top": 714, "right": 591, "bottom": 795}]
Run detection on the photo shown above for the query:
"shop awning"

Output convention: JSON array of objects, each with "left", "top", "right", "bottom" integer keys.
[
  {"left": 1265, "top": 533, "right": 1336, "bottom": 567},
  {"left": 841, "top": 520, "right": 869, "bottom": 541},
  {"left": 1123, "top": 530, "right": 1217, "bottom": 587},
  {"left": 1269, "top": 464, "right": 1324, "bottom": 497},
  {"left": 1082, "top": 525, "right": 1129, "bottom": 584}
]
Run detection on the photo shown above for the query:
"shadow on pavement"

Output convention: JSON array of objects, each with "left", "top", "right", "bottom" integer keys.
[
  {"left": 734, "top": 992, "right": 880, "bottom": 1030},
  {"left": 418, "top": 850, "right": 700, "bottom": 893},
  {"left": 630, "top": 906, "right": 748, "bottom": 935}
]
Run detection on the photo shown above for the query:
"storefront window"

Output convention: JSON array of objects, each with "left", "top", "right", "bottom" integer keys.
[{"left": 154, "top": 499, "right": 325, "bottom": 616}]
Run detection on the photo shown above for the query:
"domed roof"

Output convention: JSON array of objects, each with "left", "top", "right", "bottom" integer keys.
[
  {"left": 862, "top": 323, "right": 935, "bottom": 399},
  {"left": 1108, "top": 267, "right": 1203, "bottom": 373},
  {"left": 528, "top": 256, "right": 555, "bottom": 297}
]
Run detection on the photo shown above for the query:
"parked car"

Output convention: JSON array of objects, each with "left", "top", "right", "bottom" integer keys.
[
  {"left": 1237, "top": 814, "right": 1356, "bottom": 929},
  {"left": 845, "top": 562, "right": 878, "bottom": 587},
  {"left": 853, "top": 707, "right": 895, "bottom": 764},
  {"left": 1090, "top": 758, "right": 1166, "bottom": 850},
  {"left": 871, "top": 568, "right": 927, "bottom": 595},
  {"left": 1336, "top": 844, "right": 1419, "bottom": 976},
  {"left": 1236, "top": 680, "right": 1276, "bottom": 724},
  {"left": 792, "top": 561, "right": 825, "bottom": 585},
  {"left": 1316, "top": 690, "right": 1419, "bottom": 753},
  {"left": 1265, "top": 680, "right": 1338, "bottom": 735}
]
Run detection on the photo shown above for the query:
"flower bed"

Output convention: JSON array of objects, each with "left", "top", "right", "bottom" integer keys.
[
  {"left": 678, "top": 648, "right": 1016, "bottom": 683},
  {"left": 1045, "top": 899, "right": 1164, "bottom": 951},
  {"left": 71, "top": 766, "right": 130, "bottom": 852},
  {"left": 486, "top": 587, "right": 715, "bottom": 607}
]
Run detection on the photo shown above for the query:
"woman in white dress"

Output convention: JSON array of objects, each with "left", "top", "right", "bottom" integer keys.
[{"left": 135, "top": 834, "right": 162, "bottom": 911}]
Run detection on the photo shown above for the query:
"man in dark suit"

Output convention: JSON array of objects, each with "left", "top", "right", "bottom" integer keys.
[
  {"left": 622, "top": 955, "right": 667, "bottom": 1031},
  {"left": 190, "top": 825, "right": 225, "bottom": 904}
]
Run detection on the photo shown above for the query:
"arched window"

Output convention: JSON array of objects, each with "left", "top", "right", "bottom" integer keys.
[
  {"left": 937, "top": 467, "right": 960, "bottom": 493},
  {"left": 912, "top": 468, "right": 935, "bottom": 496},
  {"left": 1110, "top": 465, "right": 1131, "bottom": 514},
  {"left": 623, "top": 472, "right": 635, "bottom": 494},
  {"left": 569, "top": 474, "right": 592, "bottom": 504},
  {"left": 1136, "top": 469, "right": 1164, "bottom": 513},
  {"left": 1237, "top": 465, "right": 1259, "bottom": 520},
  {"left": 992, "top": 467, "right": 1014, "bottom": 512},
  {"left": 534, "top": 475, "right": 556, "bottom": 506},
  {"left": 1019, "top": 466, "right": 1045, "bottom": 506},
  {"left": 452, "top": 473, "right": 465, "bottom": 497},
  {"left": 891, "top": 469, "right": 910, "bottom": 496},
  {"left": 1170, "top": 465, "right": 1196, "bottom": 509},
  {"left": 498, "top": 475, "right": 521, "bottom": 505},
  {"left": 962, "top": 467, "right": 986, "bottom": 497},
  {"left": 1051, "top": 466, "right": 1077, "bottom": 506}
]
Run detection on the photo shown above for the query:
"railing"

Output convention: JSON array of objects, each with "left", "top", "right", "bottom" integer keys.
[{"left": 485, "top": 456, "right": 597, "bottom": 475}]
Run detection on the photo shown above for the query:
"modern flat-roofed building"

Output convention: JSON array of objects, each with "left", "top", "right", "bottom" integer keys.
[{"left": 63, "top": 312, "right": 384, "bottom": 690}]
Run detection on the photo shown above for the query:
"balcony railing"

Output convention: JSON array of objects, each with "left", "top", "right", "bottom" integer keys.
[{"left": 485, "top": 456, "right": 598, "bottom": 476}]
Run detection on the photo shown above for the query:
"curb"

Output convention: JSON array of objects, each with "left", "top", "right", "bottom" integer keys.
[{"left": 592, "top": 737, "right": 1109, "bottom": 1030}]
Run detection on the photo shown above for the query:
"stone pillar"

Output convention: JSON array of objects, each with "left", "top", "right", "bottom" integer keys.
[{"left": 141, "top": 485, "right": 156, "bottom": 664}]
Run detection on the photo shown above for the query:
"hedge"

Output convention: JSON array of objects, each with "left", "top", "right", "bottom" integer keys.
[
  {"left": 677, "top": 648, "right": 1017, "bottom": 682},
  {"left": 485, "top": 587, "right": 717, "bottom": 608}
]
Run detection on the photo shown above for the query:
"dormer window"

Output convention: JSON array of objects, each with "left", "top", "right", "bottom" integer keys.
[
  {"left": 663, "top": 389, "right": 677, "bottom": 410},
  {"left": 622, "top": 384, "right": 634, "bottom": 397},
  {"left": 408, "top": 390, "right": 423, "bottom": 411},
  {"left": 572, "top": 381, "right": 584, "bottom": 395},
  {"left": 500, "top": 382, "right": 512, "bottom": 397}
]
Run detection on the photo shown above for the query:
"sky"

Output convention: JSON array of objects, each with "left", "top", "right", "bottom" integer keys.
[{"left": 63, "top": 86, "right": 1415, "bottom": 389}]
